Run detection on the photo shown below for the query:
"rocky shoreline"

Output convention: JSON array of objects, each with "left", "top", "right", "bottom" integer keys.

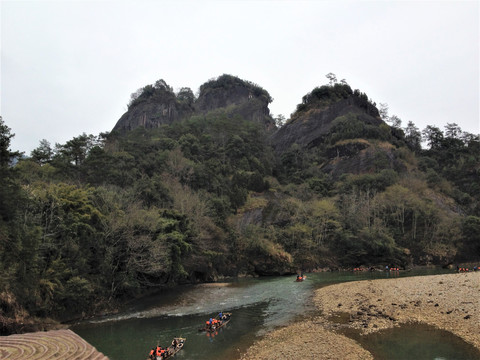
[{"left": 240, "top": 272, "right": 479, "bottom": 359}]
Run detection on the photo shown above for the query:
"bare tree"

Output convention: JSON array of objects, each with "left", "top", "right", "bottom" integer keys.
[
  {"left": 325, "top": 72, "right": 337, "bottom": 85},
  {"left": 389, "top": 115, "right": 402, "bottom": 129},
  {"left": 274, "top": 114, "right": 286, "bottom": 127},
  {"left": 378, "top": 103, "right": 389, "bottom": 122}
]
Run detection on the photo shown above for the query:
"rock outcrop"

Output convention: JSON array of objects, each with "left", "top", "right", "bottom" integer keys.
[
  {"left": 195, "top": 75, "right": 275, "bottom": 130},
  {"left": 270, "top": 85, "right": 409, "bottom": 178},
  {"left": 271, "top": 94, "right": 382, "bottom": 153},
  {"left": 113, "top": 78, "right": 406, "bottom": 178},
  {"left": 112, "top": 74, "right": 275, "bottom": 133},
  {"left": 113, "top": 86, "right": 194, "bottom": 132},
  {"left": 321, "top": 140, "right": 407, "bottom": 178}
]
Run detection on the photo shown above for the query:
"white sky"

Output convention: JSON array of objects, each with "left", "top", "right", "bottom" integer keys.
[{"left": 1, "top": 0, "right": 479, "bottom": 154}]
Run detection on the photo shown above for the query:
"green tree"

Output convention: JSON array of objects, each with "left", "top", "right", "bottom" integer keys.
[
  {"left": 177, "top": 87, "right": 195, "bottom": 104},
  {"left": 310, "top": 199, "right": 342, "bottom": 247},
  {"left": 403, "top": 121, "right": 422, "bottom": 151},
  {"left": 444, "top": 123, "right": 462, "bottom": 139},
  {"left": 0, "top": 116, "right": 21, "bottom": 167},
  {"left": 31, "top": 139, "right": 53, "bottom": 165},
  {"left": 154, "top": 79, "right": 173, "bottom": 92},
  {"left": 54, "top": 133, "right": 98, "bottom": 166},
  {"left": 422, "top": 125, "right": 444, "bottom": 149},
  {"left": 0, "top": 117, "right": 23, "bottom": 221}
]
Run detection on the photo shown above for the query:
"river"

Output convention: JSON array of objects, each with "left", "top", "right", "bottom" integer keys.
[{"left": 72, "top": 268, "right": 478, "bottom": 360}]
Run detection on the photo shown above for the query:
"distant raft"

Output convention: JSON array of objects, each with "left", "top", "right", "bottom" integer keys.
[{"left": 296, "top": 274, "right": 306, "bottom": 282}]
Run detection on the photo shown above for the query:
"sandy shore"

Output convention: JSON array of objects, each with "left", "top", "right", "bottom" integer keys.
[
  {"left": 240, "top": 272, "right": 479, "bottom": 359},
  {"left": 239, "top": 320, "right": 373, "bottom": 360}
]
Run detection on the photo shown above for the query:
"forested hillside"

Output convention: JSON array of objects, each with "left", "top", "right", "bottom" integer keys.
[{"left": 1, "top": 75, "right": 478, "bottom": 334}]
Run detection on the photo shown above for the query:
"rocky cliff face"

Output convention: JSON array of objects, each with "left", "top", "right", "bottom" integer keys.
[
  {"left": 113, "top": 78, "right": 403, "bottom": 178},
  {"left": 195, "top": 75, "right": 275, "bottom": 130},
  {"left": 321, "top": 141, "right": 407, "bottom": 177},
  {"left": 112, "top": 75, "right": 275, "bottom": 133},
  {"left": 270, "top": 88, "right": 408, "bottom": 178},
  {"left": 271, "top": 95, "right": 382, "bottom": 152},
  {"left": 113, "top": 87, "right": 194, "bottom": 132}
]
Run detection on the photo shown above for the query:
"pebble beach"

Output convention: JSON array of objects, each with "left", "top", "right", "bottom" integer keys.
[{"left": 240, "top": 272, "right": 479, "bottom": 359}]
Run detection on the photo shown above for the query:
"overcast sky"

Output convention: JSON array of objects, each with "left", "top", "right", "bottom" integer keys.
[{"left": 1, "top": 0, "right": 479, "bottom": 154}]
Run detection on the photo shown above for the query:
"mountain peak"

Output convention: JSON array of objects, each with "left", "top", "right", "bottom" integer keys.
[
  {"left": 271, "top": 85, "right": 383, "bottom": 153},
  {"left": 112, "top": 74, "right": 275, "bottom": 133}
]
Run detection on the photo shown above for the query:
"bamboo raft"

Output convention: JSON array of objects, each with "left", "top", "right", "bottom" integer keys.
[
  {"left": 199, "top": 313, "right": 232, "bottom": 332},
  {"left": 146, "top": 337, "right": 185, "bottom": 360}
]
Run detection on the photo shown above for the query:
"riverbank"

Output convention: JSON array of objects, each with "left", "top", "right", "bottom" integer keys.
[{"left": 240, "top": 272, "right": 479, "bottom": 359}]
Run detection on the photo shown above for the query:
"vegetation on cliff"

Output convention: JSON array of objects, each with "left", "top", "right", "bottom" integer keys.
[
  {"left": 0, "top": 78, "right": 478, "bottom": 332},
  {"left": 199, "top": 74, "right": 272, "bottom": 104}
]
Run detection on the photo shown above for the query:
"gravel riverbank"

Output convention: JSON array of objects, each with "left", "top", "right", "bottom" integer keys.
[{"left": 240, "top": 272, "right": 479, "bottom": 359}]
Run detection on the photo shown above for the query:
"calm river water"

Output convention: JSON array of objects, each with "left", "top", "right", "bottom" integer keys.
[{"left": 72, "top": 268, "right": 479, "bottom": 360}]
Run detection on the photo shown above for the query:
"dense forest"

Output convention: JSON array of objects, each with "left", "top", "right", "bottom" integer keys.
[{"left": 1, "top": 75, "right": 479, "bottom": 334}]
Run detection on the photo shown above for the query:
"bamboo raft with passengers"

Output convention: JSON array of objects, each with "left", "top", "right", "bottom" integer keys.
[
  {"left": 146, "top": 337, "right": 185, "bottom": 360},
  {"left": 199, "top": 312, "right": 232, "bottom": 332},
  {"left": 295, "top": 274, "right": 306, "bottom": 282}
]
